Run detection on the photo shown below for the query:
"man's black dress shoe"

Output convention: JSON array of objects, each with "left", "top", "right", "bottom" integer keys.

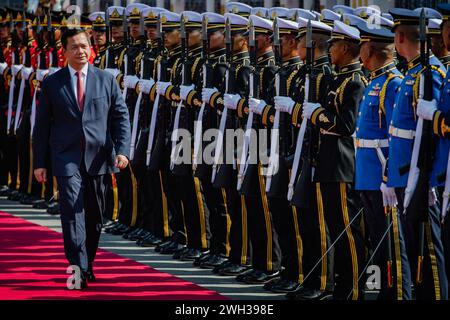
[
  {"left": 240, "top": 269, "right": 280, "bottom": 284},
  {"left": 270, "top": 279, "right": 301, "bottom": 293},
  {"left": 140, "top": 235, "right": 163, "bottom": 247},
  {"left": 180, "top": 249, "right": 202, "bottom": 261},
  {"left": 220, "top": 264, "right": 252, "bottom": 277},
  {"left": 47, "top": 202, "right": 60, "bottom": 215},
  {"left": 212, "top": 260, "right": 233, "bottom": 274},
  {"left": 193, "top": 251, "right": 211, "bottom": 266},
  {"left": 263, "top": 278, "right": 283, "bottom": 291},
  {"left": 172, "top": 247, "right": 190, "bottom": 259},
  {"left": 286, "top": 287, "right": 333, "bottom": 300},
  {"left": 159, "top": 241, "right": 185, "bottom": 255},
  {"left": 199, "top": 255, "right": 228, "bottom": 269}
]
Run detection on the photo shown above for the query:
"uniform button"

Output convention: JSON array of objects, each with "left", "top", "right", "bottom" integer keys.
[
  {"left": 362, "top": 96, "right": 365, "bottom": 100},
  {"left": 405, "top": 92, "right": 408, "bottom": 96},
  {"left": 359, "top": 112, "right": 361, "bottom": 116}
]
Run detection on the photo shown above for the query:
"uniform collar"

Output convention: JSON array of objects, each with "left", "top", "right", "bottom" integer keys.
[
  {"left": 257, "top": 50, "right": 274, "bottom": 66},
  {"left": 209, "top": 48, "right": 226, "bottom": 59},
  {"left": 370, "top": 61, "right": 397, "bottom": 80},
  {"left": 232, "top": 50, "right": 249, "bottom": 63},
  {"left": 313, "top": 55, "right": 329, "bottom": 68},
  {"left": 440, "top": 54, "right": 450, "bottom": 67},
  {"left": 282, "top": 56, "right": 301, "bottom": 67},
  {"left": 168, "top": 45, "right": 182, "bottom": 58},
  {"left": 188, "top": 45, "right": 202, "bottom": 57},
  {"left": 407, "top": 54, "right": 421, "bottom": 70},
  {"left": 335, "top": 61, "right": 361, "bottom": 74}
]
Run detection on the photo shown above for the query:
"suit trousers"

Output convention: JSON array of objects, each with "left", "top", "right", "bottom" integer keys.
[{"left": 56, "top": 163, "right": 106, "bottom": 272}]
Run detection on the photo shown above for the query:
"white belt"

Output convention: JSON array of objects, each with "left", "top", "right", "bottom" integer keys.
[
  {"left": 36, "top": 69, "right": 49, "bottom": 82},
  {"left": 320, "top": 128, "right": 340, "bottom": 136},
  {"left": 11, "top": 64, "right": 23, "bottom": 76},
  {"left": 356, "top": 138, "right": 389, "bottom": 149},
  {"left": 389, "top": 126, "right": 415, "bottom": 140},
  {"left": 0, "top": 62, "right": 8, "bottom": 74}
]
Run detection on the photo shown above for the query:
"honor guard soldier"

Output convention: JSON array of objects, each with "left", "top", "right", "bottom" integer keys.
[
  {"left": 180, "top": 12, "right": 231, "bottom": 269},
  {"left": 300, "top": 20, "right": 367, "bottom": 300},
  {"left": 355, "top": 22, "right": 412, "bottom": 300},
  {"left": 416, "top": 3, "right": 450, "bottom": 297},
  {"left": 156, "top": 10, "right": 210, "bottom": 261},
  {"left": 276, "top": 18, "right": 335, "bottom": 298},
  {"left": 88, "top": 12, "right": 107, "bottom": 69},
  {"left": 226, "top": 13, "right": 280, "bottom": 281},
  {"left": 131, "top": 6, "right": 170, "bottom": 248},
  {"left": 202, "top": 10, "right": 253, "bottom": 277},
  {"left": 428, "top": 18, "right": 450, "bottom": 70},
  {"left": 149, "top": 11, "right": 187, "bottom": 256},
  {"left": 246, "top": 15, "right": 303, "bottom": 285},
  {"left": 387, "top": 8, "right": 448, "bottom": 300}
]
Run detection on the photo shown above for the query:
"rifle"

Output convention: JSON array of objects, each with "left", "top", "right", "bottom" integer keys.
[
  {"left": 403, "top": 9, "right": 434, "bottom": 285},
  {"left": 237, "top": 18, "right": 257, "bottom": 191},
  {"left": 122, "top": 8, "right": 129, "bottom": 75},
  {"left": 289, "top": 20, "right": 315, "bottom": 207},
  {"left": 170, "top": 13, "right": 191, "bottom": 172},
  {"left": 146, "top": 13, "right": 166, "bottom": 167},
  {"left": 211, "top": 17, "right": 232, "bottom": 183},
  {"left": 193, "top": 15, "right": 211, "bottom": 172},
  {"left": 266, "top": 17, "right": 285, "bottom": 192},
  {"left": 105, "top": 3, "right": 111, "bottom": 68}
]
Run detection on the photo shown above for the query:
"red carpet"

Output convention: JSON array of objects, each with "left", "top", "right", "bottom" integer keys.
[{"left": 0, "top": 211, "right": 225, "bottom": 300}]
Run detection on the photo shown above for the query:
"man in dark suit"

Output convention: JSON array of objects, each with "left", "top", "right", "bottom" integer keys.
[{"left": 33, "top": 28, "right": 131, "bottom": 289}]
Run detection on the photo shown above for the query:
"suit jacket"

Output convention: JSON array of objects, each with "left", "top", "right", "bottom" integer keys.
[{"left": 33, "top": 64, "right": 131, "bottom": 177}]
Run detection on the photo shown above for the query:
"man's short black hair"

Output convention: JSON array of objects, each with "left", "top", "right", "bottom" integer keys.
[{"left": 61, "top": 28, "right": 90, "bottom": 49}]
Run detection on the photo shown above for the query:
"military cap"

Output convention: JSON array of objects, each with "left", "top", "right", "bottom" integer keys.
[
  {"left": 297, "top": 17, "right": 332, "bottom": 39},
  {"left": 88, "top": 12, "right": 106, "bottom": 31},
  {"left": 108, "top": 6, "right": 125, "bottom": 26},
  {"left": 354, "top": 6, "right": 381, "bottom": 19},
  {"left": 126, "top": 3, "right": 150, "bottom": 24},
  {"left": 414, "top": 7, "right": 442, "bottom": 19},
  {"left": 201, "top": 12, "right": 225, "bottom": 33},
  {"left": 357, "top": 21, "right": 394, "bottom": 43},
  {"left": 226, "top": 2, "right": 252, "bottom": 18},
  {"left": 329, "top": 20, "right": 360, "bottom": 43},
  {"left": 288, "top": 8, "right": 318, "bottom": 22},
  {"left": 0, "top": 9, "right": 11, "bottom": 26},
  {"left": 248, "top": 14, "right": 273, "bottom": 35},
  {"left": 142, "top": 7, "right": 167, "bottom": 27},
  {"left": 390, "top": 8, "right": 430, "bottom": 31},
  {"left": 224, "top": 13, "right": 248, "bottom": 35},
  {"left": 276, "top": 17, "right": 298, "bottom": 36},
  {"left": 438, "top": 3, "right": 450, "bottom": 22},
  {"left": 268, "top": 7, "right": 290, "bottom": 20},
  {"left": 160, "top": 11, "right": 181, "bottom": 31},
  {"left": 182, "top": 11, "right": 202, "bottom": 30},
  {"left": 343, "top": 13, "right": 366, "bottom": 26},
  {"left": 251, "top": 7, "right": 268, "bottom": 19},
  {"left": 428, "top": 18, "right": 442, "bottom": 35},
  {"left": 333, "top": 5, "right": 355, "bottom": 15},
  {"left": 370, "top": 14, "right": 394, "bottom": 29},
  {"left": 321, "top": 9, "right": 341, "bottom": 27}
]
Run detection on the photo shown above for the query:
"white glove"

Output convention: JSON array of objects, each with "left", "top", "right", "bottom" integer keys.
[
  {"left": 417, "top": 98, "right": 437, "bottom": 121},
  {"left": 249, "top": 98, "right": 267, "bottom": 115},
  {"left": 274, "top": 96, "right": 295, "bottom": 114},
  {"left": 139, "top": 79, "right": 155, "bottom": 94},
  {"left": 0, "top": 62, "right": 8, "bottom": 74},
  {"left": 21, "top": 67, "right": 34, "bottom": 80},
  {"left": 202, "top": 87, "right": 219, "bottom": 103},
  {"left": 429, "top": 188, "right": 437, "bottom": 207},
  {"left": 104, "top": 68, "right": 121, "bottom": 79},
  {"left": 180, "top": 84, "right": 195, "bottom": 101},
  {"left": 224, "top": 93, "right": 241, "bottom": 110},
  {"left": 156, "top": 81, "right": 171, "bottom": 95},
  {"left": 302, "top": 102, "right": 321, "bottom": 120},
  {"left": 11, "top": 64, "right": 23, "bottom": 76},
  {"left": 36, "top": 69, "right": 49, "bottom": 82},
  {"left": 380, "top": 182, "right": 398, "bottom": 208},
  {"left": 124, "top": 75, "right": 139, "bottom": 89}
]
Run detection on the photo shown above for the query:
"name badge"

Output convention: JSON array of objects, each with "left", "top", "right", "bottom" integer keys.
[
  {"left": 405, "top": 80, "right": 415, "bottom": 85},
  {"left": 368, "top": 91, "right": 380, "bottom": 97}
]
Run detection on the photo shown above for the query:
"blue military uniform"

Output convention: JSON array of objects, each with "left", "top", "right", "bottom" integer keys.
[
  {"left": 355, "top": 22, "right": 412, "bottom": 300},
  {"left": 387, "top": 8, "right": 448, "bottom": 300}
]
